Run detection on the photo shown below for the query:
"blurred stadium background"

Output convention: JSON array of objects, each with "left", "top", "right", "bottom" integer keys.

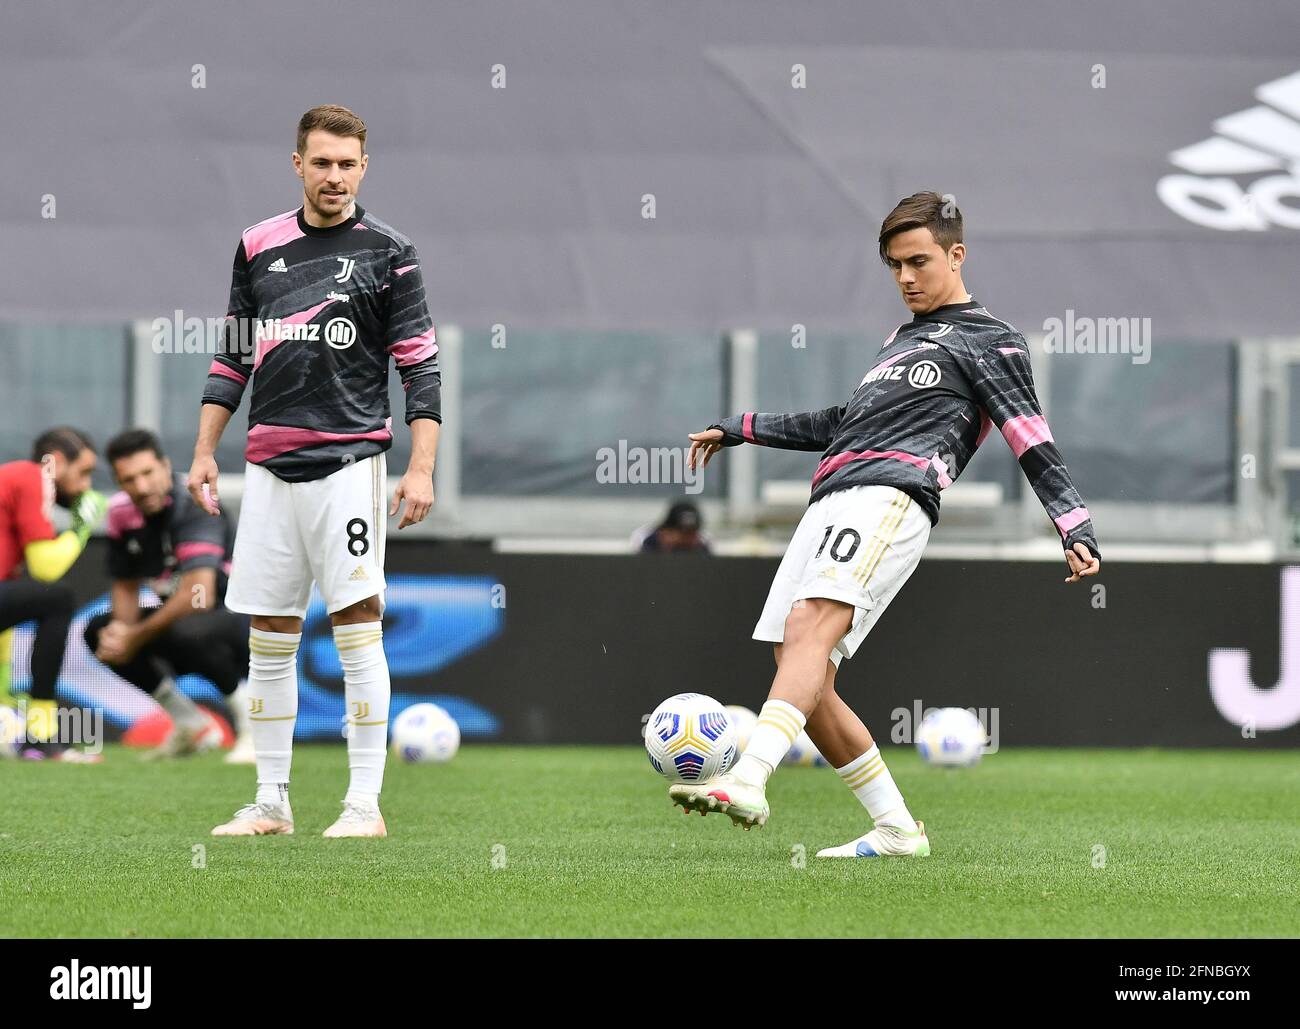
[{"left": 3, "top": 1, "right": 1299, "bottom": 748}]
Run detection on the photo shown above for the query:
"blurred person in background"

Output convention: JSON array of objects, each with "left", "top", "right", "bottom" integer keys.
[
  {"left": 83, "top": 429, "right": 254, "bottom": 762},
  {"left": 0, "top": 427, "right": 107, "bottom": 760},
  {"left": 636, "top": 501, "right": 712, "bottom": 554}
]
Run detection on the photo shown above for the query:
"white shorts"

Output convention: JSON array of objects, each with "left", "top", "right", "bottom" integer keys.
[
  {"left": 226, "top": 454, "right": 388, "bottom": 619},
  {"left": 753, "top": 485, "right": 930, "bottom": 666}
]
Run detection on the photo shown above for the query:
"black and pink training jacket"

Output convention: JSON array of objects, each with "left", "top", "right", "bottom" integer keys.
[
  {"left": 713, "top": 300, "right": 1100, "bottom": 558},
  {"left": 202, "top": 205, "right": 441, "bottom": 483}
]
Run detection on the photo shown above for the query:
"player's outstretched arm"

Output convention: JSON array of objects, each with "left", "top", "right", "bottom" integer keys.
[
  {"left": 967, "top": 339, "right": 1101, "bottom": 583},
  {"left": 704, "top": 406, "right": 846, "bottom": 456},
  {"left": 187, "top": 403, "right": 233, "bottom": 516}
]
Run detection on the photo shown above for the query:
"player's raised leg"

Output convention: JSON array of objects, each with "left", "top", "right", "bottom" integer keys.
[
  {"left": 803, "top": 659, "right": 928, "bottom": 858},
  {"left": 670, "top": 597, "right": 851, "bottom": 828}
]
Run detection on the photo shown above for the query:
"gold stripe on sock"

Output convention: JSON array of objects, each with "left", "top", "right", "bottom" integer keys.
[
  {"left": 845, "top": 762, "right": 888, "bottom": 789},
  {"left": 348, "top": 719, "right": 388, "bottom": 726},
  {"left": 759, "top": 705, "right": 803, "bottom": 740},
  {"left": 756, "top": 714, "right": 800, "bottom": 745},
  {"left": 249, "top": 714, "right": 297, "bottom": 721},
  {"left": 842, "top": 756, "right": 885, "bottom": 789},
  {"left": 761, "top": 705, "right": 803, "bottom": 734},
  {"left": 335, "top": 634, "right": 383, "bottom": 651}
]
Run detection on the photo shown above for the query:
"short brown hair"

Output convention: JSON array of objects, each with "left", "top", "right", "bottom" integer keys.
[
  {"left": 878, "top": 191, "right": 962, "bottom": 264},
  {"left": 296, "top": 104, "right": 367, "bottom": 157},
  {"left": 32, "top": 427, "right": 94, "bottom": 464}
]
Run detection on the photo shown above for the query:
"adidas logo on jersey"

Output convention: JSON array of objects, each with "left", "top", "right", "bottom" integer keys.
[
  {"left": 267, "top": 258, "right": 288, "bottom": 272},
  {"left": 348, "top": 565, "right": 368, "bottom": 582},
  {"left": 1157, "top": 68, "right": 1300, "bottom": 231}
]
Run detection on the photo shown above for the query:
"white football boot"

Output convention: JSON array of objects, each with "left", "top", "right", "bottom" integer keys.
[
  {"left": 322, "top": 800, "right": 388, "bottom": 839},
  {"left": 816, "top": 820, "right": 930, "bottom": 858},
  {"left": 669, "top": 773, "right": 769, "bottom": 829},
  {"left": 210, "top": 801, "right": 295, "bottom": 836}
]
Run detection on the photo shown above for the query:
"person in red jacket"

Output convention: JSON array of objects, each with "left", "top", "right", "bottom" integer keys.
[{"left": 0, "top": 427, "right": 107, "bottom": 759}]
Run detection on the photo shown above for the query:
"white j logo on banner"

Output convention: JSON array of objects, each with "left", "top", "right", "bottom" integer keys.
[{"left": 1208, "top": 565, "right": 1300, "bottom": 731}]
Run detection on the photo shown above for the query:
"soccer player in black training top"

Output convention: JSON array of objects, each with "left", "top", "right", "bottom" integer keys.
[
  {"left": 672, "top": 193, "right": 1100, "bottom": 858},
  {"left": 188, "top": 105, "right": 442, "bottom": 839}
]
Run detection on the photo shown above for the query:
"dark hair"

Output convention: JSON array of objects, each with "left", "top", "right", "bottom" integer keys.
[
  {"left": 297, "top": 104, "right": 367, "bottom": 157},
  {"left": 106, "top": 428, "right": 165, "bottom": 465},
  {"left": 878, "top": 191, "right": 963, "bottom": 264},
  {"left": 32, "top": 427, "right": 95, "bottom": 463},
  {"left": 661, "top": 501, "right": 702, "bottom": 533}
]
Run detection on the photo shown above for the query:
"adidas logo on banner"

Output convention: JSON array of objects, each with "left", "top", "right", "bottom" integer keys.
[
  {"left": 1157, "top": 69, "right": 1300, "bottom": 231},
  {"left": 268, "top": 258, "right": 288, "bottom": 272},
  {"left": 348, "top": 565, "right": 368, "bottom": 581}
]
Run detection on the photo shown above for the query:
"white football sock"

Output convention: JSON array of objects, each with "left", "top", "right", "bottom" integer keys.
[
  {"left": 836, "top": 744, "right": 917, "bottom": 832},
  {"left": 732, "top": 699, "right": 806, "bottom": 787},
  {"left": 334, "top": 622, "right": 390, "bottom": 807},
  {"left": 247, "top": 629, "right": 300, "bottom": 801}
]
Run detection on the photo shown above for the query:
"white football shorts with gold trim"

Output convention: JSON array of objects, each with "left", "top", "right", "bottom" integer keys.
[
  {"left": 753, "top": 485, "right": 930, "bottom": 666},
  {"left": 226, "top": 453, "right": 388, "bottom": 619}
]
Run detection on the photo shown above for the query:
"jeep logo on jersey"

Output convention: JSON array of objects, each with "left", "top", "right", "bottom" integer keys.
[
  {"left": 907, "top": 361, "right": 942, "bottom": 388},
  {"left": 324, "top": 317, "right": 357, "bottom": 349},
  {"left": 1156, "top": 68, "right": 1300, "bottom": 231}
]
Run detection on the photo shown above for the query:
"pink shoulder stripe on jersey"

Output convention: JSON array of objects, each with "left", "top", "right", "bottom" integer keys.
[
  {"left": 394, "top": 264, "right": 419, "bottom": 276},
  {"left": 208, "top": 360, "right": 248, "bottom": 384},
  {"left": 742, "top": 412, "right": 757, "bottom": 442},
  {"left": 175, "top": 542, "right": 225, "bottom": 563},
  {"left": 388, "top": 327, "right": 437, "bottom": 367},
  {"left": 107, "top": 492, "right": 143, "bottom": 539},
  {"left": 1001, "top": 414, "right": 1054, "bottom": 458},
  {"left": 813, "top": 447, "right": 929, "bottom": 485},
  {"left": 1055, "top": 506, "right": 1091, "bottom": 538},
  {"left": 253, "top": 299, "right": 335, "bottom": 370},
  {"left": 246, "top": 420, "right": 393, "bottom": 463},
  {"left": 996, "top": 347, "right": 1026, "bottom": 356},
  {"left": 243, "top": 211, "right": 302, "bottom": 260}
]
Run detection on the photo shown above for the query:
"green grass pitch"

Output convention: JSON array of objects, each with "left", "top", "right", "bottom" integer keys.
[{"left": 2, "top": 745, "right": 1296, "bottom": 938}]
